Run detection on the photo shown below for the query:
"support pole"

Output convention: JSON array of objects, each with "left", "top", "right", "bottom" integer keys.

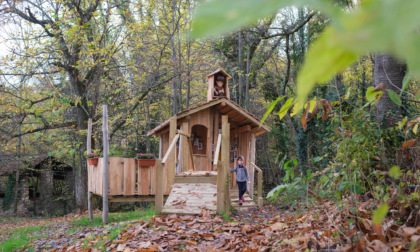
[
  {"left": 221, "top": 115, "right": 230, "bottom": 214},
  {"left": 249, "top": 133, "right": 256, "bottom": 199},
  {"left": 87, "top": 118, "right": 93, "bottom": 221},
  {"left": 155, "top": 159, "right": 164, "bottom": 213},
  {"left": 102, "top": 106, "right": 109, "bottom": 224},
  {"left": 258, "top": 171, "right": 263, "bottom": 208},
  {"left": 216, "top": 162, "right": 225, "bottom": 214}
]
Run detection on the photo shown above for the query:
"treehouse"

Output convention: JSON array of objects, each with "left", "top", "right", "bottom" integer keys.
[{"left": 87, "top": 69, "right": 270, "bottom": 217}]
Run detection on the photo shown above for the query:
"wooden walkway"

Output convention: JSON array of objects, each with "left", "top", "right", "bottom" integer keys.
[
  {"left": 161, "top": 171, "right": 259, "bottom": 214},
  {"left": 162, "top": 171, "right": 218, "bottom": 215}
]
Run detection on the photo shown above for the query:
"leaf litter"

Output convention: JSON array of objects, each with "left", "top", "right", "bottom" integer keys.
[{"left": 2, "top": 198, "right": 420, "bottom": 251}]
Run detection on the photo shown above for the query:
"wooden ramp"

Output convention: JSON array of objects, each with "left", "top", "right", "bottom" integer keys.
[{"left": 162, "top": 182, "right": 217, "bottom": 215}]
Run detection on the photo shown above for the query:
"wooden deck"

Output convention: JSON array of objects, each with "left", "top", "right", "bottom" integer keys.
[{"left": 162, "top": 182, "right": 218, "bottom": 215}]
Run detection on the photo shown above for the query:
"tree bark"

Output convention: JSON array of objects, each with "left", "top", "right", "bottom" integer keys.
[{"left": 373, "top": 54, "right": 406, "bottom": 127}]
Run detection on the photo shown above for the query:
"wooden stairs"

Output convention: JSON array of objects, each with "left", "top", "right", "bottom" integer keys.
[{"left": 230, "top": 189, "right": 258, "bottom": 210}]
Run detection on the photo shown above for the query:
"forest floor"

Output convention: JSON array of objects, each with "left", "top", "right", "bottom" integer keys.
[{"left": 0, "top": 199, "right": 419, "bottom": 251}]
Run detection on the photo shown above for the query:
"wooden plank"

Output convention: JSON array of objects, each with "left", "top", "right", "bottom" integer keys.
[
  {"left": 155, "top": 160, "right": 164, "bottom": 213},
  {"left": 177, "top": 99, "right": 223, "bottom": 120},
  {"left": 123, "top": 158, "right": 136, "bottom": 196},
  {"left": 102, "top": 105, "right": 109, "bottom": 224},
  {"left": 224, "top": 99, "right": 271, "bottom": 132},
  {"left": 150, "top": 162, "right": 156, "bottom": 195},
  {"left": 109, "top": 196, "right": 168, "bottom": 203},
  {"left": 213, "top": 133, "right": 222, "bottom": 165},
  {"left": 175, "top": 176, "right": 217, "bottom": 184},
  {"left": 238, "top": 125, "right": 252, "bottom": 134},
  {"left": 162, "top": 134, "right": 179, "bottom": 164},
  {"left": 217, "top": 162, "right": 225, "bottom": 214},
  {"left": 162, "top": 182, "right": 217, "bottom": 215},
  {"left": 258, "top": 171, "right": 263, "bottom": 208},
  {"left": 138, "top": 166, "right": 151, "bottom": 195},
  {"left": 109, "top": 157, "right": 123, "bottom": 195},
  {"left": 168, "top": 116, "right": 177, "bottom": 193},
  {"left": 181, "top": 123, "right": 189, "bottom": 172},
  {"left": 188, "top": 140, "right": 195, "bottom": 171},
  {"left": 221, "top": 115, "right": 230, "bottom": 215}
]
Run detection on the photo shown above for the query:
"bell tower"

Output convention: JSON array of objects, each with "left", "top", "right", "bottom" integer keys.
[{"left": 206, "top": 68, "right": 231, "bottom": 102}]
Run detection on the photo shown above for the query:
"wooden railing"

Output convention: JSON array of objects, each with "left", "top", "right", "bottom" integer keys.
[
  {"left": 250, "top": 162, "right": 263, "bottom": 208},
  {"left": 156, "top": 132, "right": 180, "bottom": 213},
  {"left": 213, "top": 133, "right": 221, "bottom": 165}
]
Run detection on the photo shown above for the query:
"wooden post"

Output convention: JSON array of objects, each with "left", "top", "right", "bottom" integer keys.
[
  {"left": 87, "top": 118, "right": 93, "bottom": 221},
  {"left": 216, "top": 162, "right": 225, "bottom": 214},
  {"left": 181, "top": 122, "right": 189, "bottom": 172},
  {"left": 159, "top": 136, "right": 163, "bottom": 159},
  {"left": 258, "top": 171, "right": 263, "bottom": 208},
  {"left": 221, "top": 115, "right": 230, "bottom": 214},
  {"left": 168, "top": 116, "right": 177, "bottom": 190},
  {"left": 249, "top": 133, "right": 256, "bottom": 199},
  {"left": 155, "top": 159, "right": 164, "bottom": 213},
  {"left": 102, "top": 106, "right": 109, "bottom": 224}
]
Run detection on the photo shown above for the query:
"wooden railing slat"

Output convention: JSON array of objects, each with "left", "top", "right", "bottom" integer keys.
[
  {"left": 162, "top": 134, "right": 179, "bottom": 164},
  {"left": 213, "top": 133, "right": 222, "bottom": 165}
]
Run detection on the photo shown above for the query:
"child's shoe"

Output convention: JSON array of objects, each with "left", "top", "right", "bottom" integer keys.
[
  {"left": 241, "top": 196, "right": 245, "bottom": 201},
  {"left": 239, "top": 200, "right": 243, "bottom": 206}
]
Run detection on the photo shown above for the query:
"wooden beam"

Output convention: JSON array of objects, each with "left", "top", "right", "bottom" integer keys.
[
  {"left": 159, "top": 136, "right": 163, "bottom": 159},
  {"left": 188, "top": 140, "right": 195, "bottom": 171},
  {"left": 87, "top": 118, "right": 93, "bottom": 221},
  {"left": 155, "top": 159, "right": 164, "bottom": 213},
  {"left": 110, "top": 195, "right": 169, "bottom": 203},
  {"left": 181, "top": 123, "right": 189, "bottom": 172},
  {"left": 102, "top": 106, "right": 109, "bottom": 224},
  {"left": 238, "top": 125, "right": 252, "bottom": 134},
  {"left": 175, "top": 175, "right": 216, "bottom": 184},
  {"left": 217, "top": 162, "right": 225, "bottom": 214},
  {"left": 251, "top": 162, "right": 263, "bottom": 208},
  {"left": 177, "top": 129, "right": 190, "bottom": 138},
  {"left": 162, "top": 134, "right": 179, "bottom": 164},
  {"left": 221, "top": 115, "right": 230, "bottom": 214},
  {"left": 226, "top": 100, "right": 271, "bottom": 132},
  {"left": 178, "top": 99, "right": 224, "bottom": 119},
  {"left": 168, "top": 117, "right": 177, "bottom": 189}
]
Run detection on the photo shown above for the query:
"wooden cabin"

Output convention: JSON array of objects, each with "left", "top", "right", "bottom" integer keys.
[
  {"left": 147, "top": 69, "right": 270, "bottom": 193},
  {"left": 87, "top": 69, "right": 270, "bottom": 217}
]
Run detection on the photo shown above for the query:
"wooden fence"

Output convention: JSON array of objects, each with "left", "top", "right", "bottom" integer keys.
[{"left": 88, "top": 157, "right": 167, "bottom": 196}]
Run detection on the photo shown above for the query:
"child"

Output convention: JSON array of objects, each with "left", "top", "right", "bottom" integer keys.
[
  {"left": 213, "top": 75, "right": 225, "bottom": 97},
  {"left": 230, "top": 156, "right": 250, "bottom": 206}
]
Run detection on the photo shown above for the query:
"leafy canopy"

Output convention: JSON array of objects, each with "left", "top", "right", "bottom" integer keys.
[{"left": 192, "top": 0, "right": 420, "bottom": 110}]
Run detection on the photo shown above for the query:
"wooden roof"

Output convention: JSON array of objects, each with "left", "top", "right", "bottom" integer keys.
[
  {"left": 147, "top": 98, "right": 271, "bottom": 136},
  {"left": 206, "top": 68, "right": 232, "bottom": 79}
]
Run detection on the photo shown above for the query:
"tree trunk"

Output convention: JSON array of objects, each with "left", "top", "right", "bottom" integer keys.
[{"left": 373, "top": 54, "right": 406, "bottom": 127}]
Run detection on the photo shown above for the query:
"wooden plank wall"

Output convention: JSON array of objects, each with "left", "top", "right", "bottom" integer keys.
[
  {"left": 88, "top": 158, "right": 167, "bottom": 196},
  {"left": 124, "top": 158, "right": 136, "bottom": 195},
  {"left": 179, "top": 108, "right": 211, "bottom": 171}
]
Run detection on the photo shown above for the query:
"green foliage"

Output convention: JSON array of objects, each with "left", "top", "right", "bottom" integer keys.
[
  {"left": 372, "top": 203, "right": 389, "bottom": 225},
  {"left": 192, "top": 0, "right": 420, "bottom": 109},
  {"left": 73, "top": 207, "right": 155, "bottom": 228},
  {"left": 0, "top": 225, "right": 47, "bottom": 251},
  {"left": 2, "top": 174, "right": 15, "bottom": 210},
  {"left": 266, "top": 177, "right": 302, "bottom": 201},
  {"left": 387, "top": 90, "right": 402, "bottom": 106},
  {"left": 389, "top": 166, "right": 402, "bottom": 179}
]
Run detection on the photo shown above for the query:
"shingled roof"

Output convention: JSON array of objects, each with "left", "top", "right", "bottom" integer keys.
[{"left": 147, "top": 97, "right": 271, "bottom": 137}]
